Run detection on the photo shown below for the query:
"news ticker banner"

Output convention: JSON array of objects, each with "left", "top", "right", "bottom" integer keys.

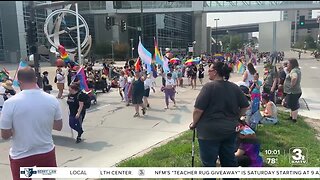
[{"left": 20, "top": 167, "right": 320, "bottom": 179}]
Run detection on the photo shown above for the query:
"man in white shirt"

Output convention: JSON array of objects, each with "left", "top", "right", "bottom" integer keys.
[{"left": 0, "top": 67, "right": 63, "bottom": 180}]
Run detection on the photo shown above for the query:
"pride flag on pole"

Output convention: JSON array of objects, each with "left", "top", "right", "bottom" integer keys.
[
  {"left": 135, "top": 57, "right": 141, "bottom": 72},
  {"left": 162, "top": 55, "right": 170, "bottom": 73},
  {"left": 237, "top": 60, "right": 245, "bottom": 74},
  {"left": 13, "top": 60, "right": 28, "bottom": 87},
  {"left": 74, "top": 67, "right": 89, "bottom": 92},
  {"left": 154, "top": 37, "right": 163, "bottom": 66},
  {"left": 138, "top": 36, "right": 152, "bottom": 73}
]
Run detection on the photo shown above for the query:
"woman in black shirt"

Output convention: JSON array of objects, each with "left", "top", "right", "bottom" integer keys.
[
  {"left": 67, "top": 83, "right": 86, "bottom": 143},
  {"left": 190, "top": 62, "right": 249, "bottom": 169},
  {"left": 191, "top": 65, "right": 197, "bottom": 89},
  {"left": 131, "top": 71, "right": 146, "bottom": 117},
  {"left": 42, "top": 71, "right": 52, "bottom": 94},
  {"left": 198, "top": 64, "right": 205, "bottom": 85}
]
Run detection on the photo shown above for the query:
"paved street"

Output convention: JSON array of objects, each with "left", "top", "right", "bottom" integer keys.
[
  {"left": 1, "top": 62, "right": 237, "bottom": 180},
  {"left": 0, "top": 51, "right": 319, "bottom": 180}
]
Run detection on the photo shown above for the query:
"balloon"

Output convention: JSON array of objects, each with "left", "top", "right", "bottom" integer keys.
[{"left": 56, "top": 58, "right": 65, "bottom": 67}]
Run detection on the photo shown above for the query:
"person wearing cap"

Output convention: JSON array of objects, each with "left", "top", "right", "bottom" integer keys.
[
  {"left": 1, "top": 79, "right": 16, "bottom": 100},
  {"left": 235, "top": 122, "right": 263, "bottom": 167},
  {"left": 42, "top": 71, "right": 52, "bottom": 94}
]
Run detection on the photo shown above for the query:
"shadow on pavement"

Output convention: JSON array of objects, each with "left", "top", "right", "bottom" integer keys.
[
  {"left": 169, "top": 113, "right": 182, "bottom": 124},
  {"left": 141, "top": 115, "right": 169, "bottom": 123},
  {"left": 53, "top": 135, "right": 112, "bottom": 151},
  {"left": 147, "top": 108, "right": 166, "bottom": 113},
  {"left": 175, "top": 105, "right": 192, "bottom": 113}
]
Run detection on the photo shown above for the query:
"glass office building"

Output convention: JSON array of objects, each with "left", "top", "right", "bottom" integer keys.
[
  {"left": 127, "top": 13, "right": 193, "bottom": 56},
  {"left": 0, "top": 15, "right": 4, "bottom": 62},
  {"left": 22, "top": 1, "right": 49, "bottom": 55}
]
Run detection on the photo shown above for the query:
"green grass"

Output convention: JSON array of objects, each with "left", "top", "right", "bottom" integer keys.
[{"left": 110, "top": 111, "right": 320, "bottom": 180}]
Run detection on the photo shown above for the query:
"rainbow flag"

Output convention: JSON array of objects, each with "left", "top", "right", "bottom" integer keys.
[
  {"left": 237, "top": 60, "right": 245, "bottom": 74},
  {"left": 154, "top": 37, "right": 163, "bottom": 66},
  {"left": 138, "top": 37, "right": 152, "bottom": 67},
  {"left": 74, "top": 67, "right": 89, "bottom": 92},
  {"left": 13, "top": 60, "right": 29, "bottom": 87}
]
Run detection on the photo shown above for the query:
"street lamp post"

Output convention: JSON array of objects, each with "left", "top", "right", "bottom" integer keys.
[
  {"left": 140, "top": 1, "right": 144, "bottom": 43},
  {"left": 214, "top": 18, "right": 220, "bottom": 53},
  {"left": 130, "top": 38, "right": 134, "bottom": 58},
  {"left": 192, "top": 41, "right": 196, "bottom": 57}
]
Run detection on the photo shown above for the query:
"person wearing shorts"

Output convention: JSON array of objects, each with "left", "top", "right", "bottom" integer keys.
[{"left": 283, "top": 58, "right": 302, "bottom": 123}]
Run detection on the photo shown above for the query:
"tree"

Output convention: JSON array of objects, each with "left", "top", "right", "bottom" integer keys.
[
  {"left": 229, "top": 35, "right": 242, "bottom": 52},
  {"left": 304, "top": 35, "right": 317, "bottom": 50},
  {"left": 221, "top": 35, "right": 231, "bottom": 51}
]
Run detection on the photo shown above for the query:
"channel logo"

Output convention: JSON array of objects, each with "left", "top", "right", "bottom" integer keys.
[{"left": 290, "top": 147, "right": 308, "bottom": 165}]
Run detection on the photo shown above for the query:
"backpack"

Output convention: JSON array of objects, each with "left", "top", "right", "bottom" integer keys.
[{"left": 77, "top": 92, "right": 91, "bottom": 109}]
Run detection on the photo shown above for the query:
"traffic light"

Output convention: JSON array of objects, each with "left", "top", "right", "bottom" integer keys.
[
  {"left": 120, "top": 20, "right": 127, "bottom": 32},
  {"left": 299, "top": 15, "right": 305, "bottom": 26},
  {"left": 27, "top": 20, "right": 37, "bottom": 45},
  {"left": 105, "top": 16, "right": 115, "bottom": 30},
  {"left": 106, "top": 16, "right": 112, "bottom": 30}
]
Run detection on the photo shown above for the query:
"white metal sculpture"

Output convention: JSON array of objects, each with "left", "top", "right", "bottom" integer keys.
[{"left": 43, "top": 5, "right": 92, "bottom": 58}]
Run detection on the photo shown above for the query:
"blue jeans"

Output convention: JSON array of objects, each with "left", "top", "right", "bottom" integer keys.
[{"left": 198, "top": 134, "right": 239, "bottom": 180}]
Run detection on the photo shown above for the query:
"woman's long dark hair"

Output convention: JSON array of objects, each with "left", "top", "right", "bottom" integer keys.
[
  {"left": 247, "top": 63, "right": 256, "bottom": 75},
  {"left": 213, "top": 61, "right": 232, "bottom": 81}
]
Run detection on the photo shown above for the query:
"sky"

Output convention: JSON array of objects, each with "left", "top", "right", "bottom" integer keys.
[{"left": 207, "top": 10, "right": 320, "bottom": 37}]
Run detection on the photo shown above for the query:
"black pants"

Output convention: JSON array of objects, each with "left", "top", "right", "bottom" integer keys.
[{"left": 237, "top": 155, "right": 251, "bottom": 167}]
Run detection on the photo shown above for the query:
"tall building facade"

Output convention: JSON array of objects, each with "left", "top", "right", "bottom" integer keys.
[
  {"left": 126, "top": 13, "right": 193, "bottom": 56},
  {"left": 0, "top": 1, "right": 50, "bottom": 62},
  {"left": 283, "top": 9, "right": 317, "bottom": 43}
]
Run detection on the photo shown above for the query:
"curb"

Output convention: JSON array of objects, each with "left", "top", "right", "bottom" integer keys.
[{"left": 113, "top": 130, "right": 188, "bottom": 167}]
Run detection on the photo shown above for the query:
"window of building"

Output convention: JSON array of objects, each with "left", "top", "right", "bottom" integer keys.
[{"left": 307, "top": 29, "right": 311, "bottom": 34}]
